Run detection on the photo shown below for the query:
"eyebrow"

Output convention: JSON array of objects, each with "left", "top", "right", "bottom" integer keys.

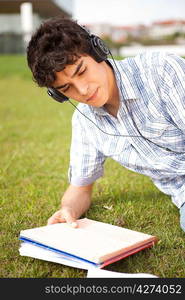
[{"left": 54, "top": 60, "right": 83, "bottom": 90}]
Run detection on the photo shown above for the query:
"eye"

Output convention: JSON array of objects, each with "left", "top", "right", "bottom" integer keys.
[
  {"left": 62, "top": 85, "right": 70, "bottom": 93},
  {"left": 79, "top": 68, "right": 86, "bottom": 76}
]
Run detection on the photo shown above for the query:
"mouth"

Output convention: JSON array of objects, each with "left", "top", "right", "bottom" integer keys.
[{"left": 86, "top": 88, "right": 98, "bottom": 102}]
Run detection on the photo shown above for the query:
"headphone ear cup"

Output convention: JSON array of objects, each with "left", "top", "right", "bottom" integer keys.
[
  {"left": 47, "top": 88, "right": 69, "bottom": 103},
  {"left": 90, "top": 35, "right": 109, "bottom": 62}
]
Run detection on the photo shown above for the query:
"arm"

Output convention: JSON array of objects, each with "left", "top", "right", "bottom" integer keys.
[
  {"left": 47, "top": 183, "right": 93, "bottom": 227},
  {"left": 47, "top": 108, "right": 105, "bottom": 226}
]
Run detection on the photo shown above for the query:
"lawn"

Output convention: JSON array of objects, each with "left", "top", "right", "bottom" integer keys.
[{"left": 0, "top": 55, "right": 184, "bottom": 278}]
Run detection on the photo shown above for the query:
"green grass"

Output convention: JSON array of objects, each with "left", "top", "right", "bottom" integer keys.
[{"left": 0, "top": 55, "right": 185, "bottom": 278}]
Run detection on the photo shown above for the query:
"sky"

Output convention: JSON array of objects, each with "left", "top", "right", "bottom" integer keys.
[{"left": 73, "top": 0, "right": 185, "bottom": 26}]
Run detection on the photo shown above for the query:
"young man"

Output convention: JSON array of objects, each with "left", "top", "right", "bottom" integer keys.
[{"left": 27, "top": 17, "right": 185, "bottom": 232}]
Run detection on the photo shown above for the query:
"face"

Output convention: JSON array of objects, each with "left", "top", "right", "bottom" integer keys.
[{"left": 52, "top": 55, "right": 116, "bottom": 107}]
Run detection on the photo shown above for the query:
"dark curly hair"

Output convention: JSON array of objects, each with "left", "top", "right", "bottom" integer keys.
[{"left": 27, "top": 17, "right": 93, "bottom": 87}]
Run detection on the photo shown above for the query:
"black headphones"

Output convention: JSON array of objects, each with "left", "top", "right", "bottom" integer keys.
[{"left": 47, "top": 25, "right": 110, "bottom": 103}]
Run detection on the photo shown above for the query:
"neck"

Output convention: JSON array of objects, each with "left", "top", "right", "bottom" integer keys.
[{"left": 103, "top": 61, "right": 120, "bottom": 117}]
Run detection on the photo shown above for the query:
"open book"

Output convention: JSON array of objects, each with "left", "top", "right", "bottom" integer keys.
[{"left": 19, "top": 218, "right": 158, "bottom": 269}]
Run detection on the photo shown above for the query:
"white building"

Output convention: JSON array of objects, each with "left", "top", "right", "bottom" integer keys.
[
  {"left": 0, "top": 0, "right": 73, "bottom": 53},
  {"left": 149, "top": 20, "right": 185, "bottom": 39}
]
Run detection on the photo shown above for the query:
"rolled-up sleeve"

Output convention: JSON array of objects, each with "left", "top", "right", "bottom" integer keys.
[{"left": 68, "top": 111, "right": 106, "bottom": 186}]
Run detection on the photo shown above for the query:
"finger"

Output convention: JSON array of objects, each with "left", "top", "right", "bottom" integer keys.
[
  {"left": 47, "top": 209, "right": 78, "bottom": 228},
  {"left": 62, "top": 208, "right": 78, "bottom": 228},
  {"left": 47, "top": 210, "right": 65, "bottom": 225}
]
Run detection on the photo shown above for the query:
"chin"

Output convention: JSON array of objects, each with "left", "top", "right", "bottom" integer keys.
[{"left": 91, "top": 100, "right": 107, "bottom": 108}]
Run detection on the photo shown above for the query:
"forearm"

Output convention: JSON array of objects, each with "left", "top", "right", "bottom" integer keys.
[{"left": 61, "top": 183, "right": 93, "bottom": 219}]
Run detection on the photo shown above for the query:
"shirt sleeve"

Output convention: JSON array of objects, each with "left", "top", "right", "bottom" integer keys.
[
  {"left": 68, "top": 111, "right": 106, "bottom": 186},
  {"left": 160, "top": 53, "right": 185, "bottom": 133}
]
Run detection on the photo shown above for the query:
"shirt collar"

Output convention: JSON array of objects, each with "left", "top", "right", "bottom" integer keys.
[{"left": 90, "top": 58, "right": 137, "bottom": 116}]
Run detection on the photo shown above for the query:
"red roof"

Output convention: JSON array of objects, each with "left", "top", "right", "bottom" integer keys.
[{"left": 153, "top": 19, "right": 185, "bottom": 26}]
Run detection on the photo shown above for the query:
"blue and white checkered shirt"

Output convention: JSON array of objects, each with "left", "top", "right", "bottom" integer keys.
[{"left": 68, "top": 52, "right": 185, "bottom": 208}]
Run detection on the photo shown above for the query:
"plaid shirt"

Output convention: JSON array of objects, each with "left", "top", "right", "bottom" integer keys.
[{"left": 68, "top": 52, "right": 185, "bottom": 208}]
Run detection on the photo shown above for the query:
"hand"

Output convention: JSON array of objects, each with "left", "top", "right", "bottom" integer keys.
[{"left": 47, "top": 207, "right": 78, "bottom": 228}]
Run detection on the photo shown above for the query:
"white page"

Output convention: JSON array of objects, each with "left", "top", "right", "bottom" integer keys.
[
  {"left": 19, "top": 243, "right": 158, "bottom": 277},
  {"left": 87, "top": 268, "right": 158, "bottom": 278},
  {"left": 19, "top": 242, "right": 95, "bottom": 270}
]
